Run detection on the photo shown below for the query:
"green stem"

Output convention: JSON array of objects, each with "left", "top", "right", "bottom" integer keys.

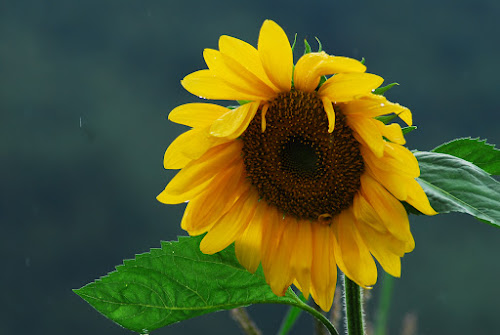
[
  {"left": 374, "top": 273, "right": 394, "bottom": 335},
  {"left": 344, "top": 275, "right": 365, "bottom": 335},
  {"left": 288, "top": 292, "right": 339, "bottom": 335}
]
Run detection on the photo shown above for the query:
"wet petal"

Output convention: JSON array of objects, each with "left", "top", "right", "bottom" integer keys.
[
  {"left": 204, "top": 49, "right": 276, "bottom": 99},
  {"left": 218, "top": 35, "right": 279, "bottom": 92},
  {"left": 157, "top": 141, "right": 242, "bottom": 204},
  {"left": 318, "top": 73, "right": 384, "bottom": 102},
  {"left": 181, "top": 69, "right": 265, "bottom": 101},
  {"left": 210, "top": 101, "right": 259, "bottom": 138},
  {"left": 258, "top": 20, "right": 293, "bottom": 92},
  {"left": 294, "top": 52, "right": 366, "bottom": 92}
]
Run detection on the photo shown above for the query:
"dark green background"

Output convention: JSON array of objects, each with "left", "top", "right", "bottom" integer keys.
[{"left": 2, "top": 0, "right": 499, "bottom": 334}]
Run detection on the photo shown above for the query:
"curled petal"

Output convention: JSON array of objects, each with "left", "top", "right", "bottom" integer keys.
[
  {"left": 294, "top": 52, "right": 366, "bottom": 92},
  {"left": 321, "top": 97, "right": 336, "bottom": 133},
  {"left": 318, "top": 73, "right": 384, "bottom": 102}
]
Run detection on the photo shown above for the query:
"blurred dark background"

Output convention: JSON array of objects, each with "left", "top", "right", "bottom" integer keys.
[{"left": 1, "top": 0, "right": 499, "bottom": 334}]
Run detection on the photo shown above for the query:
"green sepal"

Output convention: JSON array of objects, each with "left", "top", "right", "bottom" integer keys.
[
  {"left": 291, "top": 33, "right": 298, "bottom": 53},
  {"left": 375, "top": 114, "right": 397, "bottom": 124},
  {"left": 372, "top": 83, "right": 399, "bottom": 96},
  {"left": 304, "top": 39, "right": 312, "bottom": 55},
  {"left": 315, "top": 37, "right": 323, "bottom": 52},
  {"left": 402, "top": 126, "right": 417, "bottom": 135},
  {"left": 360, "top": 57, "right": 366, "bottom": 65}
]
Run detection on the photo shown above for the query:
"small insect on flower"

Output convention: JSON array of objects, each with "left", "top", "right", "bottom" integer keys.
[{"left": 157, "top": 20, "right": 436, "bottom": 311}]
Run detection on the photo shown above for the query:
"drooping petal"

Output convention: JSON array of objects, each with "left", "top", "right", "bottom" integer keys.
[
  {"left": 261, "top": 210, "right": 294, "bottom": 296},
  {"left": 310, "top": 223, "right": 337, "bottom": 312},
  {"left": 181, "top": 69, "right": 265, "bottom": 101},
  {"left": 210, "top": 101, "right": 259, "bottom": 139},
  {"left": 294, "top": 52, "right": 366, "bottom": 92},
  {"left": 336, "top": 209, "right": 378, "bottom": 288},
  {"left": 164, "top": 126, "right": 230, "bottom": 169},
  {"left": 258, "top": 20, "right": 293, "bottom": 92},
  {"left": 318, "top": 73, "right": 384, "bottom": 102},
  {"left": 157, "top": 141, "right": 242, "bottom": 204},
  {"left": 168, "top": 103, "right": 230, "bottom": 128},
  {"left": 235, "top": 199, "right": 266, "bottom": 273},
  {"left": 352, "top": 192, "right": 386, "bottom": 233},
  {"left": 181, "top": 161, "right": 246, "bottom": 235},
  {"left": 289, "top": 219, "right": 313, "bottom": 298},
  {"left": 340, "top": 94, "right": 412, "bottom": 126},
  {"left": 355, "top": 219, "right": 402, "bottom": 277},
  {"left": 218, "top": 35, "right": 280, "bottom": 93},
  {"left": 360, "top": 174, "right": 414, "bottom": 248},
  {"left": 200, "top": 188, "right": 259, "bottom": 254},
  {"left": 321, "top": 97, "right": 336, "bottom": 133},
  {"left": 203, "top": 49, "right": 277, "bottom": 99}
]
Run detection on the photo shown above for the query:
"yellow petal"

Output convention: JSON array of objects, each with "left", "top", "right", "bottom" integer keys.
[
  {"left": 181, "top": 69, "right": 265, "bottom": 101},
  {"left": 376, "top": 121, "right": 406, "bottom": 145},
  {"left": 360, "top": 174, "right": 414, "bottom": 247},
  {"left": 294, "top": 52, "right": 366, "bottom": 92},
  {"left": 364, "top": 164, "right": 409, "bottom": 201},
  {"left": 235, "top": 199, "right": 266, "bottom": 273},
  {"left": 261, "top": 210, "right": 294, "bottom": 296},
  {"left": 318, "top": 73, "right": 384, "bottom": 102},
  {"left": 340, "top": 94, "right": 412, "bottom": 126},
  {"left": 181, "top": 161, "right": 246, "bottom": 235},
  {"left": 218, "top": 35, "right": 279, "bottom": 92},
  {"left": 200, "top": 188, "right": 259, "bottom": 254},
  {"left": 355, "top": 220, "right": 402, "bottom": 277},
  {"left": 258, "top": 20, "right": 293, "bottom": 92},
  {"left": 310, "top": 223, "right": 337, "bottom": 311},
  {"left": 164, "top": 126, "right": 230, "bottom": 169},
  {"left": 352, "top": 192, "right": 386, "bottom": 233},
  {"left": 321, "top": 97, "right": 336, "bottom": 133},
  {"left": 362, "top": 143, "right": 420, "bottom": 178},
  {"left": 210, "top": 101, "right": 259, "bottom": 138},
  {"left": 347, "top": 114, "right": 384, "bottom": 158},
  {"left": 290, "top": 219, "right": 313, "bottom": 298},
  {"left": 405, "top": 179, "right": 438, "bottom": 215},
  {"left": 336, "top": 209, "right": 377, "bottom": 288},
  {"left": 157, "top": 141, "right": 242, "bottom": 204},
  {"left": 168, "top": 103, "right": 230, "bottom": 128},
  {"left": 203, "top": 49, "right": 276, "bottom": 99}
]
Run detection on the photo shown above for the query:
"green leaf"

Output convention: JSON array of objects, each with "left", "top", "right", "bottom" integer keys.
[
  {"left": 432, "top": 137, "right": 500, "bottom": 175},
  {"left": 74, "top": 236, "right": 300, "bottom": 333},
  {"left": 414, "top": 151, "right": 500, "bottom": 228},
  {"left": 372, "top": 82, "right": 399, "bottom": 96}
]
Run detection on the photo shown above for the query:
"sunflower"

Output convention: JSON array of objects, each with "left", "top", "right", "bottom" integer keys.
[{"left": 157, "top": 20, "right": 436, "bottom": 311}]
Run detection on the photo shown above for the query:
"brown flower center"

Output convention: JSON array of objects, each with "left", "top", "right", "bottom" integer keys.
[{"left": 241, "top": 90, "right": 364, "bottom": 222}]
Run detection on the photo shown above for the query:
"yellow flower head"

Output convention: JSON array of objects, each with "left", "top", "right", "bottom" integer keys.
[{"left": 158, "top": 20, "right": 436, "bottom": 311}]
